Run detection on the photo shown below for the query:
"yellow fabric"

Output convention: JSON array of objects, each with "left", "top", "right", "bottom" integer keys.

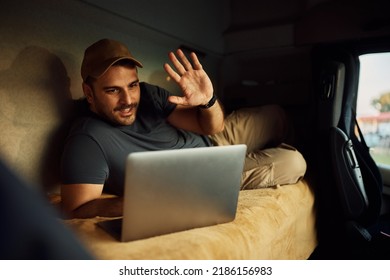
[
  {"left": 0, "top": 46, "right": 72, "bottom": 193},
  {"left": 64, "top": 180, "right": 317, "bottom": 260}
]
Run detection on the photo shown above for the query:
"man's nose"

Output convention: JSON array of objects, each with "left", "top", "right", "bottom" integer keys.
[{"left": 119, "top": 89, "right": 132, "bottom": 104}]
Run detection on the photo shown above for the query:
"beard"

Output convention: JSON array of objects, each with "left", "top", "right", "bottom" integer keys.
[{"left": 92, "top": 98, "right": 139, "bottom": 126}]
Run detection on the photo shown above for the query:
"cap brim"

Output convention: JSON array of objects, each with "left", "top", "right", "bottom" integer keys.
[{"left": 89, "top": 56, "right": 143, "bottom": 80}]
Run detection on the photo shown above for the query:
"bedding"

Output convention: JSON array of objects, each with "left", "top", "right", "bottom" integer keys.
[{"left": 64, "top": 179, "right": 317, "bottom": 260}]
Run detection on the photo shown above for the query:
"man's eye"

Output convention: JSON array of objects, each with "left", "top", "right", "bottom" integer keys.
[
  {"left": 106, "top": 88, "right": 119, "bottom": 94},
  {"left": 130, "top": 82, "right": 139, "bottom": 88}
]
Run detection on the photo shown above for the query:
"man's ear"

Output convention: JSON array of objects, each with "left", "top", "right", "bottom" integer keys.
[{"left": 82, "top": 82, "right": 94, "bottom": 104}]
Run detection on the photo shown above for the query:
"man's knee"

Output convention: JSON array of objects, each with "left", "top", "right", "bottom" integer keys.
[
  {"left": 241, "top": 144, "right": 306, "bottom": 189},
  {"left": 282, "top": 147, "right": 307, "bottom": 181},
  {"left": 274, "top": 143, "right": 306, "bottom": 181},
  {"left": 228, "top": 105, "right": 288, "bottom": 151}
]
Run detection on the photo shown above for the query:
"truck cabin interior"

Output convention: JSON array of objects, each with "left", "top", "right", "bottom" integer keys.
[{"left": 1, "top": 0, "right": 390, "bottom": 260}]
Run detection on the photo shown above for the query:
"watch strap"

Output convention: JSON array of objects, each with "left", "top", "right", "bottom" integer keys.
[{"left": 198, "top": 94, "right": 217, "bottom": 109}]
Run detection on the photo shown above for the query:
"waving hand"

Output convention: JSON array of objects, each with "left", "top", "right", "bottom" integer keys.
[{"left": 163, "top": 49, "right": 214, "bottom": 107}]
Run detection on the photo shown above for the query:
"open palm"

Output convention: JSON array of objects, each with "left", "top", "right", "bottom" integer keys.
[{"left": 164, "top": 49, "right": 214, "bottom": 106}]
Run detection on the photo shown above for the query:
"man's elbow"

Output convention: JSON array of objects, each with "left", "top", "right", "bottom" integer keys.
[
  {"left": 60, "top": 197, "right": 87, "bottom": 219},
  {"left": 60, "top": 201, "right": 96, "bottom": 220},
  {"left": 60, "top": 203, "right": 78, "bottom": 219},
  {"left": 215, "top": 121, "right": 225, "bottom": 134},
  {"left": 207, "top": 121, "right": 225, "bottom": 135}
]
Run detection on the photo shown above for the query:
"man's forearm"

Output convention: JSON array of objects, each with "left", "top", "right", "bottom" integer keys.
[
  {"left": 62, "top": 196, "right": 123, "bottom": 219},
  {"left": 197, "top": 99, "right": 225, "bottom": 135}
]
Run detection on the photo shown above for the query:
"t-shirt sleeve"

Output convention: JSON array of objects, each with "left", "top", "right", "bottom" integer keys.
[
  {"left": 141, "top": 82, "right": 176, "bottom": 118},
  {"left": 160, "top": 88, "right": 177, "bottom": 117},
  {"left": 61, "top": 134, "right": 108, "bottom": 185}
]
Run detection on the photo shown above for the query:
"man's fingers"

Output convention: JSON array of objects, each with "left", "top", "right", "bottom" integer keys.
[
  {"left": 190, "top": 52, "right": 202, "bottom": 70},
  {"left": 163, "top": 63, "right": 181, "bottom": 83},
  {"left": 165, "top": 49, "right": 203, "bottom": 78},
  {"left": 168, "top": 51, "right": 186, "bottom": 75},
  {"left": 176, "top": 49, "right": 193, "bottom": 71}
]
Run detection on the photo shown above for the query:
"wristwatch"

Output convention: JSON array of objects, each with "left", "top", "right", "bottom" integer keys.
[{"left": 198, "top": 94, "right": 217, "bottom": 109}]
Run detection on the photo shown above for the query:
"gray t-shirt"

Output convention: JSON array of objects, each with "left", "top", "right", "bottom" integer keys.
[{"left": 61, "top": 82, "right": 211, "bottom": 195}]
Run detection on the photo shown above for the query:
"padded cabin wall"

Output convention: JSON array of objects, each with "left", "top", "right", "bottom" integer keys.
[
  {"left": 0, "top": 0, "right": 225, "bottom": 191},
  {"left": 219, "top": 1, "right": 314, "bottom": 153},
  {"left": 81, "top": 0, "right": 229, "bottom": 57},
  {"left": 219, "top": 47, "right": 313, "bottom": 154},
  {"left": 220, "top": 1, "right": 313, "bottom": 148},
  {"left": 220, "top": 48, "right": 312, "bottom": 111},
  {"left": 0, "top": 0, "right": 225, "bottom": 99}
]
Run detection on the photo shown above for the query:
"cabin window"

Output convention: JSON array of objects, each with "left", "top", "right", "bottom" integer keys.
[{"left": 357, "top": 52, "right": 390, "bottom": 166}]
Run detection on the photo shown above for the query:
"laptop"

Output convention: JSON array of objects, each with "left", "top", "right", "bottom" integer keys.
[{"left": 98, "top": 144, "right": 247, "bottom": 242}]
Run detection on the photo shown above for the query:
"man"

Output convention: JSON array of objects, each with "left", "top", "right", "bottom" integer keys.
[{"left": 61, "top": 39, "right": 306, "bottom": 218}]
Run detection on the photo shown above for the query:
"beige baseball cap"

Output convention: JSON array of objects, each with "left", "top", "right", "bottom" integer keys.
[{"left": 81, "top": 38, "right": 143, "bottom": 81}]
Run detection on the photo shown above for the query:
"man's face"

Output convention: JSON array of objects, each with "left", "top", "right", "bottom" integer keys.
[{"left": 83, "top": 64, "right": 141, "bottom": 126}]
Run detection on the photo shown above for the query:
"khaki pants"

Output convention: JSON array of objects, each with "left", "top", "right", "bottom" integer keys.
[{"left": 209, "top": 105, "right": 307, "bottom": 189}]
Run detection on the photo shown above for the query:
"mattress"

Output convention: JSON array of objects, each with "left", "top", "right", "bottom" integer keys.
[{"left": 64, "top": 179, "right": 317, "bottom": 259}]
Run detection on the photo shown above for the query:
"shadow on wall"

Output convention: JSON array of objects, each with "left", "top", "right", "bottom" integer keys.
[
  {"left": 0, "top": 46, "right": 73, "bottom": 193},
  {"left": 148, "top": 70, "right": 181, "bottom": 96}
]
